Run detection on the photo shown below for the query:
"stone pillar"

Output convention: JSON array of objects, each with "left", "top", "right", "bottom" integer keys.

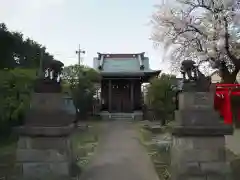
[
  {"left": 108, "top": 79, "right": 112, "bottom": 112},
  {"left": 13, "top": 78, "right": 76, "bottom": 180},
  {"left": 171, "top": 92, "right": 233, "bottom": 180},
  {"left": 130, "top": 80, "right": 134, "bottom": 112}
]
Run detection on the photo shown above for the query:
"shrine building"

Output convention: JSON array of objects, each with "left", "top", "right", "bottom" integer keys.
[{"left": 93, "top": 52, "right": 161, "bottom": 120}]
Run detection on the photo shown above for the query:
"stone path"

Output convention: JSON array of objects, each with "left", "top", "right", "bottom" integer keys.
[
  {"left": 80, "top": 121, "right": 159, "bottom": 180},
  {"left": 226, "top": 129, "right": 240, "bottom": 155}
]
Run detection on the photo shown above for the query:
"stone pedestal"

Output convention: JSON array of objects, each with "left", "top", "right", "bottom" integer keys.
[
  {"left": 15, "top": 126, "right": 74, "bottom": 180},
  {"left": 171, "top": 92, "right": 233, "bottom": 180},
  {"left": 14, "top": 83, "right": 76, "bottom": 180}
]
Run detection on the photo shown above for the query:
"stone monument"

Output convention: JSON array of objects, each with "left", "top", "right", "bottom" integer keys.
[
  {"left": 170, "top": 62, "right": 233, "bottom": 180},
  {"left": 14, "top": 64, "right": 77, "bottom": 180}
]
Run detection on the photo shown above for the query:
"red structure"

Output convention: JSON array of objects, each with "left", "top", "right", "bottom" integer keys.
[{"left": 214, "top": 83, "right": 240, "bottom": 124}]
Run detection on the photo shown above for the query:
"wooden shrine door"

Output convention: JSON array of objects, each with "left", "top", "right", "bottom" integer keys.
[{"left": 111, "top": 80, "right": 131, "bottom": 112}]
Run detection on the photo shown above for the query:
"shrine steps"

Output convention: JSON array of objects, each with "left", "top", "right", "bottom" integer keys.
[
  {"left": 99, "top": 111, "right": 143, "bottom": 121},
  {"left": 110, "top": 113, "right": 134, "bottom": 120}
]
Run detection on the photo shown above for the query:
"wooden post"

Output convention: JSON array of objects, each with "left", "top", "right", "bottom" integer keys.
[
  {"left": 108, "top": 79, "right": 112, "bottom": 112},
  {"left": 130, "top": 80, "right": 134, "bottom": 112},
  {"left": 100, "top": 80, "right": 103, "bottom": 111}
]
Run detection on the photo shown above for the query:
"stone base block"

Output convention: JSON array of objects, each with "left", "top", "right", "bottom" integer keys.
[
  {"left": 22, "top": 162, "right": 69, "bottom": 175},
  {"left": 144, "top": 122, "right": 162, "bottom": 133},
  {"left": 15, "top": 132, "right": 74, "bottom": 179},
  {"left": 17, "top": 137, "right": 71, "bottom": 151},
  {"left": 99, "top": 111, "right": 110, "bottom": 120},
  {"left": 133, "top": 113, "right": 143, "bottom": 121},
  {"left": 17, "top": 149, "right": 70, "bottom": 162},
  {"left": 171, "top": 136, "right": 232, "bottom": 180},
  {"left": 13, "top": 124, "right": 75, "bottom": 137},
  {"left": 175, "top": 109, "right": 223, "bottom": 126},
  {"left": 100, "top": 115, "right": 110, "bottom": 120},
  {"left": 15, "top": 162, "right": 72, "bottom": 180},
  {"left": 171, "top": 174, "right": 231, "bottom": 180},
  {"left": 172, "top": 125, "right": 233, "bottom": 136}
]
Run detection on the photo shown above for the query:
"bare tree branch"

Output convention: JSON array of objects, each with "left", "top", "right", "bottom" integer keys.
[
  {"left": 223, "top": 17, "right": 240, "bottom": 67},
  {"left": 151, "top": 0, "right": 240, "bottom": 82},
  {"left": 188, "top": 24, "right": 208, "bottom": 38}
]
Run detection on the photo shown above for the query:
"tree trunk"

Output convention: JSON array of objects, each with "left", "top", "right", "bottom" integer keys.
[
  {"left": 221, "top": 74, "right": 237, "bottom": 84},
  {"left": 219, "top": 67, "right": 239, "bottom": 84}
]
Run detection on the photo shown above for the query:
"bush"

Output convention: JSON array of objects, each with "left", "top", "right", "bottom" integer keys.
[
  {"left": 62, "top": 65, "right": 100, "bottom": 120},
  {"left": 0, "top": 68, "right": 36, "bottom": 137},
  {"left": 146, "top": 74, "right": 176, "bottom": 124}
]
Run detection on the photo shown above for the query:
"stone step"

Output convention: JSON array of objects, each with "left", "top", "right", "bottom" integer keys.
[
  {"left": 111, "top": 118, "right": 133, "bottom": 120},
  {"left": 103, "top": 113, "right": 140, "bottom": 120},
  {"left": 111, "top": 116, "right": 133, "bottom": 118},
  {"left": 110, "top": 114, "right": 134, "bottom": 120},
  {"left": 111, "top": 115, "right": 133, "bottom": 118},
  {"left": 111, "top": 116, "right": 133, "bottom": 119},
  {"left": 111, "top": 114, "right": 131, "bottom": 116}
]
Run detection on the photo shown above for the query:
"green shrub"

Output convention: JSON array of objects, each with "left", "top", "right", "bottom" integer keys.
[{"left": 0, "top": 68, "right": 36, "bottom": 138}]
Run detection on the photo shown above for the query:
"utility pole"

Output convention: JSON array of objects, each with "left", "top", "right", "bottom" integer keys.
[
  {"left": 38, "top": 49, "right": 44, "bottom": 78},
  {"left": 76, "top": 44, "right": 85, "bottom": 66}
]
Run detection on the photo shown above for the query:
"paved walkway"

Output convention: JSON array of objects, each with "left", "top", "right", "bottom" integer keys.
[
  {"left": 226, "top": 129, "right": 240, "bottom": 155},
  {"left": 80, "top": 121, "right": 159, "bottom": 180}
]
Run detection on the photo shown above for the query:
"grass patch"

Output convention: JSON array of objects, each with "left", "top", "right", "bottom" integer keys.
[
  {"left": 226, "top": 148, "right": 240, "bottom": 180},
  {"left": 147, "top": 143, "right": 171, "bottom": 180},
  {"left": 0, "top": 135, "right": 17, "bottom": 153},
  {"left": 71, "top": 121, "right": 102, "bottom": 170},
  {"left": 138, "top": 127, "right": 152, "bottom": 145},
  {"left": 138, "top": 123, "right": 171, "bottom": 180}
]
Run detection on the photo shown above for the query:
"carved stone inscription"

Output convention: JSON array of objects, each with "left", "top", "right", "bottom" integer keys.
[
  {"left": 193, "top": 93, "right": 213, "bottom": 109},
  {"left": 178, "top": 92, "right": 214, "bottom": 110}
]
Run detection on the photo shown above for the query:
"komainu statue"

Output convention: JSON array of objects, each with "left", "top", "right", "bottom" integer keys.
[
  {"left": 34, "top": 60, "right": 64, "bottom": 93},
  {"left": 180, "top": 60, "right": 211, "bottom": 92},
  {"left": 180, "top": 60, "right": 198, "bottom": 81}
]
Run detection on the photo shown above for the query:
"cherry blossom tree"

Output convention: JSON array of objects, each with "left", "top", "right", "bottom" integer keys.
[{"left": 151, "top": 0, "right": 240, "bottom": 83}]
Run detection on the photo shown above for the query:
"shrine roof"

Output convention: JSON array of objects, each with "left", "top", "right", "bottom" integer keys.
[
  {"left": 93, "top": 52, "right": 161, "bottom": 77},
  {"left": 100, "top": 70, "right": 161, "bottom": 77}
]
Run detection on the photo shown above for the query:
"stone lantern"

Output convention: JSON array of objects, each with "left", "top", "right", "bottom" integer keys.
[{"left": 14, "top": 62, "right": 77, "bottom": 180}]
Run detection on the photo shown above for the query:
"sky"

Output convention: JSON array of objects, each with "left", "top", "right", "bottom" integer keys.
[{"left": 0, "top": 0, "right": 170, "bottom": 72}]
